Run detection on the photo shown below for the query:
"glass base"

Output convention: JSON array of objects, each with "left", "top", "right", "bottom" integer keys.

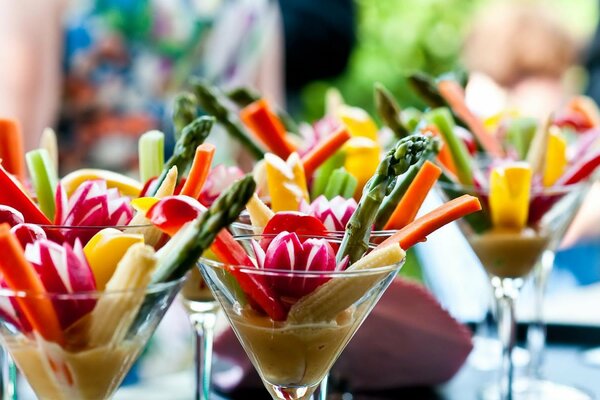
[
  {"left": 581, "top": 347, "right": 600, "bottom": 368},
  {"left": 265, "top": 382, "right": 319, "bottom": 400},
  {"left": 468, "top": 337, "right": 530, "bottom": 371},
  {"left": 480, "top": 378, "right": 592, "bottom": 400}
]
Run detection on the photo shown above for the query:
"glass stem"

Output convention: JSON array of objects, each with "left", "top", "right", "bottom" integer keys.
[
  {"left": 191, "top": 312, "right": 217, "bottom": 400},
  {"left": 527, "top": 250, "right": 553, "bottom": 380},
  {"left": 314, "top": 374, "right": 328, "bottom": 400},
  {"left": 497, "top": 288, "right": 517, "bottom": 400},
  {"left": 1, "top": 350, "right": 17, "bottom": 400}
]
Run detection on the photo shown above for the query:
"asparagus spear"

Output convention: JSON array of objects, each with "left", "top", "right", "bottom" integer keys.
[
  {"left": 152, "top": 174, "right": 256, "bottom": 283},
  {"left": 407, "top": 72, "right": 447, "bottom": 109},
  {"left": 227, "top": 87, "right": 300, "bottom": 135},
  {"left": 337, "top": 134, "right": 437, "bottom": 263},
  {"left": 374, "top": 83, "right": 409, "bottom": 138},
  {"left": 190, "top": 78, "right": 265, "bottom": 159},
  {"left": 172, "top": 92, "right": 197, "bottom": 140},
  {"left": 149, "top": 116, "right": 214, "bottom": 196}
]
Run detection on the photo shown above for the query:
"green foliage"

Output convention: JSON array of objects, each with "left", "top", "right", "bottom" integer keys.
[{"left": 300, "top": 0, "right": 597, "bottom": 123}]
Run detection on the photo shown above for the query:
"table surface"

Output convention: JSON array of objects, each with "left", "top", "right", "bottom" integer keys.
[{"left": 114, "top": 339, "right": 600, "bottom": 400}]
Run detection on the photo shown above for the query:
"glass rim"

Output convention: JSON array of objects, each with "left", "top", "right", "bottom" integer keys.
[
  {"left": 229, "top": 222, "right": 398, "bottom": 237},
  {"left": 0, "top": 276, "right": 185, "bottom": 300},
  {"left": 437, "top": 179, "right": 590, "bottom": 196},
  {"left": 199, "top": 233, "right": 405, "bottom": 277},
  {"left": 34, "top": 224, "right": 153, "bottom": 230}
]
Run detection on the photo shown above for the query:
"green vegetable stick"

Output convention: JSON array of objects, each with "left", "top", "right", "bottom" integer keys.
[
  {"left": 374, "top": 83, "right": 408, "bottom": 139},
  {"left": 506, "top": 117, "right": 537, "bottom": 160},
  {"left": 324, "top": 168, "right": 357, "bottom": 199},
  {"left": 138, "top": 130, "right": 165, "bottom": 184},
  {"left": 426, "top": 108, "right": 474, "bottom": 186},
  {"left": 173, "top": 92, "right": 197, "bottom": 140},
  {"left": 311, "top": 151, "right": 345, "bottom": 199},
  {"left": 25, "top": 149, "right": 58, "bottom": 220},
  {"left": 400, "top": 108, "right": 423, "bottom": 133},
  {"left": 39, "top": 127, "right": 59, "bottom": 176}
]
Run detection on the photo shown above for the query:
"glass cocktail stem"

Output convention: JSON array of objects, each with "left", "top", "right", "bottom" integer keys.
[
  {"left": 1, "top": 351, "right": 17, "bottom": 400},
  {"left": 493, "top": 276, "right": 523, "bottom": 400},
  {"left": 526, "top": 250, "right": 554, "bottom": 380},
  {"left": 315, "top": 374, "right": 328, "bottom": 400},
  {"left": 187, "top": 303, "right": 219, "bottom": 400}
]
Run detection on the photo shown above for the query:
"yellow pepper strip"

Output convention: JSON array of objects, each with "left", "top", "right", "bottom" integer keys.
[
  {"left": 131, "top": 197, "right": 160, "bottom": 214},
  {"left": 265, "top": 152, "right": 310, "bottom": 212},
  {"left": 344, "top": 136, "right": 380, "bottom": 197},
  {"left": 489, "top": 162, "right": 532, "bottom": 230},
  {"left": 61, "top": 168, "right": 142, "bottom": 198},
  {"left": 542, "top": 129, "right": 567, "bottom": 187},
  {"left": 84, "top": 228, "right": 145, "bottom": 290},
  {"left": 337, "top": 105, "right": 379, "bottom": 141}
]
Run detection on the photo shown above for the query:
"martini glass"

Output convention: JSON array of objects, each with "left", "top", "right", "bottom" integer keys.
[
  {"left": 179, "top": 267, "right": 220, "bottom": 400},
  {"left": 438, "top": 181, "right": 590, "bottom": 400},
  {"left": 198, "top": 234, "right": 404, "bottom": 400},
  {"left": 0, "top": 279, "right": 183, "bottom": 400}
]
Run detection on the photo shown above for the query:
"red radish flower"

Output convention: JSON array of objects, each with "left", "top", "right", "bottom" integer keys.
[
  {"left": 252, "top": 231, "right": 339, "bottom": 298},
  {"left": 0, "top": 205, "right": 24, "bottom": 227},
  {"left": 199, "top": 165, "right": 244, "bottom": 206},
  {"left": 300, "top": 195, "right": 357, "bottom": 231},
  {"left": 10, "top": 223, "right": 47, "bottom": 248},
  {"left": 25, "top": 239, "right": 97, "bottom": 328},
  {"left": 55, "top": 180, "right": 134, "bottom": 244}
]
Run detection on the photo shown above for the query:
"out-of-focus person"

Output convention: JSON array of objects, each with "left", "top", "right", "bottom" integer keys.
[{"left": 462, "top": 1, "right": 580, "bottom": 120}]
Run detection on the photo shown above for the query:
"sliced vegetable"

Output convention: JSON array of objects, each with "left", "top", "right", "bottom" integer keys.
[
  {"left": 26, "top": 149, "right": 59, "bottom": 220},
  {"left": 0, "top": 119, "right": 25, "bottom": 182},
  {"left": 311, "top": 151, "right": 345, "bottom": 199},
  {"left": 11, "top": 223, "right": 46, "bottom": 248},
  {"left": 556, "top": 150, "right": 600, "bottom": 185},
  {"left": 246, "top": 194, "right": 274, "bottom": 229},
  {"left": 323, "top": 168, "right": 358, "bottom": 200},
  {"left": 172, "top": 92, "right": 197, "bottom": 140},
  {"left": 489, "top": 163, "right": 532, "bottom": 230},
  {"left": 25, "top": 239, "right": 97, "bottom": 329},
  {"left": 265, "top": 153, "right": 310, "bottom": 212},
  {"left": 0, "top": 224, "right": 63, "bottom": 344},
  {"left": 39, "top": 127, "right": 59, "bottom": 175},
  {"left": 343, "top": 136, "right": 380, "bottom": 195},
  {"left": 567, "top": 95, "right": 600, "bottom": 129},
  {"left": 374, "top": 83, "right": 408, "bottom": 139},
  {"left": 61, "top": 168, "right": 143, "bottom": 198},
  {"left": 0, "top": 205, "right": 24, "bottom": 227},
  {"left": 526, "top": 118, "right": 552, "bottom": 177},
  {"left": 383, "top": 161, "right": 441, "bottom": 230},
  {"left": 422, "top": 124, "right": 457, "bottom": 175},
  {"left": 84, "top": 228, "right": 145, "bottom": 290},
  {"left": 542, "top": 129, "right": 567, "bottom": 187},
  {"left": 240, "top": 99, "right": 296, "bottom": 159},
  {"left": 300, "top": 195, "right": 357, "bottom": 231},
  {"left": 262, "top": 212, "right": 328, "bottom": 239},
  {"left": 199, "top": 165, "right": 244, "bottom": 207},
  {"left": 138, "top": 130, "right": 165, "bottom": 184},
  {"left": 377, "top": 195, "right": 482, "bottom": 250},
  {"left": 336, "top": 105, "right": 378, "bottom": 141},
  {"left": 505, "top": 117, "right": 537, "bottom": 160},
  {"left": 426, "top": 108, "right": 473, "bottom": 185},
  {"left": 301, "top": 127, "right": 351, "bottom": 178},
  {"left": 180, "top": 143, "right": 215, "bottom": 199},
  {"left": 437, "top": 79, "right": 503, "bottom": 157}
]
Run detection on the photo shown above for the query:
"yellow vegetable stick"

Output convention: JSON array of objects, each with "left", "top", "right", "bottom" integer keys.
[
  {"left": 526, "top": 117, "right": 552, "bottom": 177},
  {"left": 84, "top": 228, "right": 145, "bottom": 290},
  {"left": 337, "top": 105, "right": 378, "bottom": 141},
  {"left": 265, "top": 153, "right": 309, "bottom": 212},
  {"left": 61, "top": 168, "right": 143, "bottom": 198},
  {"left": 246, "top": 193, "right": 274, "bottom": 230},
  {"left": 39, "top": 127, "right": 59, "bottom": 176},
  {"left": 344, "top": 136, "right": 380, "bottom": 197},
  {"left": 489, "top": 162, "right": 532, "bottom": 230},
  {"left": 542, "top": 129, "right": 567, "bottom": 187}
]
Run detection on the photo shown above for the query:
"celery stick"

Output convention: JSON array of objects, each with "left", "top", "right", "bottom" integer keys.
[
  {"left": 324, "top": 168, "right": 358, "bottom": 199},
  {"left": 506, "top": 117, "right": 537, "bottom": 160},
  {"left": 311, "top": 151, "right": 345, "bottom": 199},
  {"left": 138, "top": 130, "right": 165, "bottom": 183},
  {"left": 25, "top": 149, "right": 58, "bottom": 220},
  {"left": 427, "top": 108, "right": 473, "bottom": 185},
  {"left": 39, "top": 128, "right": 58, "bottom": 175}
]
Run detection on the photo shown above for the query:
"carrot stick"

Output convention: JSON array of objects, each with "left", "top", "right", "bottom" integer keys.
[
  {"left": 421, "top": 124, "right": 457, "bottom": 176},
  {"left": 0, "top": 224, "right": 64, "bottom": 344},
  {"left": 240, "top": 99, "right": 296, "bottom": 159},
  {"left": 0, "top": 119, "right": 25, "bottom": 182},
  {"left": 437, "top": 80, "right": 503, "bottom": 157},
  {"left": 180, "top": 144, "right": 215, "bottom": 199},
  {"left": 301, "top": 127, "right": 351, "bottom": 178},
  {"left": 383, "top": 161, "right": 442, "bottom": 230},
  {"left": 377, "top": 195, "right": 482, "bottom": 250}
]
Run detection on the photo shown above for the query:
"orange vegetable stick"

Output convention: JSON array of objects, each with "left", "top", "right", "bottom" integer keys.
[
  {"left": 377, "top": 195, "right": 482, "bottom": 250},
  {"left": 180, "top": 143, "right": 216, "bottom": 199},
  {"left": 437, "top": 80, "right": 503, "bottom": 157},
  {"left": 0, "top": 224, "right": 64, "bottom": 344},
  {"left": 301, "top": 127, "right": 351, "bottom": 178},
  {"left": 0, "top": 119, "right": 25, "bottom": 182},
  {"left": 421, "top": 124, "right": 457, "bottom": 176},
  {"left": 384, "top": 161, "right": 442, "bottom": 230},
  {"left": 240, "top": 99, "right": 296, "bottom": 159}
]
